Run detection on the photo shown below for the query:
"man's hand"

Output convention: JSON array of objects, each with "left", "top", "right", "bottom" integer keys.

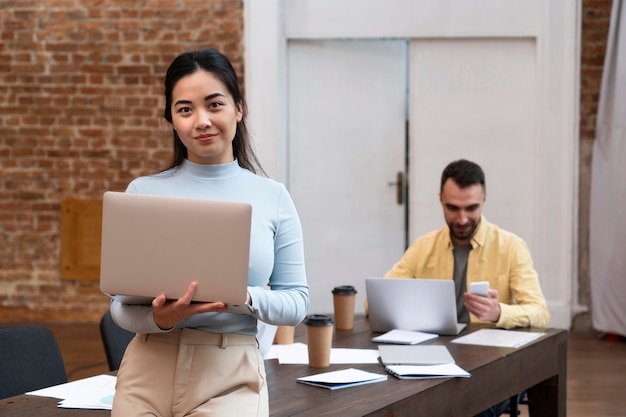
[
  {"left": 152, "top": 282, "right": 228, "bottom": 330},
  {"left": 464, "top": 288, "right": 501, "bottom": 323}
]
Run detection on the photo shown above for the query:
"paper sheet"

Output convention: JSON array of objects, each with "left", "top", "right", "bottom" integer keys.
[
  {"left": 268, "top": 343, "right": 380, "bottom": 364},
  {"left": 27, "top": 374, "right": 116, "bottom": 410},
  {"left": 371, "top": 329, "right": 438, "bottom": 345},
  {"left": 451, "top": 329, "right": 545, "bottom": 348}
]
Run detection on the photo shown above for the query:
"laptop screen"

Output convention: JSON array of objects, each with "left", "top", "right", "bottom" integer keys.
[{"left": 365, "top": 277, "right": 466, "bottom": 335}]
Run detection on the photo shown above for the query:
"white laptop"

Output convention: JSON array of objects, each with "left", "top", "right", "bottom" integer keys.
[
  {"left": 365, "top": 278, "right": 467, "bottom": 336},
  {"left": 99, "top": 191, "right": 252, "bottom": 306}
]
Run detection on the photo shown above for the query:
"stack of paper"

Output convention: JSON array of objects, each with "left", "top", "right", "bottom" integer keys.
[
  {"left": 26, "top": 374, "right": 116, "bottom": 410},
  {"left": 371, "top": 329, "right": 438, "bottom": 345},
  {"left": 297, "top": 368, "right": 387, "bottom": 390}
]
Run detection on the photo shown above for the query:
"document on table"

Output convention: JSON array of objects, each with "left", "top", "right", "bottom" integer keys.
[
  {"left": 26, "top": 374, "right": 116, "bottom": 410},
  {"left": 371, "top": 329, "right": 438, "bottom": 345},
  {"left": 297, "top": 368, "right": 387, "bottom": 390},
  {"left": 385, "top": 363, "right": 471, "bottom": 379},
  {"left": 268, "top": 342, "right": 380, "bottom": 364},
  {"left": 451, "top": 329, "right": 545, "bottom": 348}
]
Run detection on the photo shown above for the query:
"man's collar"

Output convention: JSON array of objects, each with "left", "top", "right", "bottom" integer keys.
[{"left": 471, "top": 215, "right": 488, "bottom": 248}]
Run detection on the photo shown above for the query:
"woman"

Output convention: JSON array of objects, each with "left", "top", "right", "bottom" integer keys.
[{"left": 110, "top": 48, "right": 309, "bottom": 416}]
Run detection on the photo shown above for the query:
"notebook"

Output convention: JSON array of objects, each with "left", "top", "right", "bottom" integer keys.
[
  {"left": 365, "top": 278, "right": 467, "bottom": 335},
  {"left": 99, "top": 191, "right": 252, "bottom": 306},
  {"left": 378, "top": 345, "right": 454, "bottom": 365}
]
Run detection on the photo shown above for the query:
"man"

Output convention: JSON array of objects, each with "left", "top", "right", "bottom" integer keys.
[
  {"left": 385, "top": 159, "right": 550, "bottom": 417},
  {"left": 386, "top": 159, "right": 550, "bottom": 329}
]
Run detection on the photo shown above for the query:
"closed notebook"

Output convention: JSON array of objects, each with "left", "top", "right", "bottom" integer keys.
[
  {"left": 385, "top": 364, "right": 471, "bottom": 379},
  {"left": 378, "top": 344, "right": 455, "bottom": 365},
  {"left": 296, "top": 368, "right": 387, "bottom": 390}
]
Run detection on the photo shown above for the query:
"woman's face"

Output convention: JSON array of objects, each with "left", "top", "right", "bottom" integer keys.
[{"left": 170, "top": 69, "right": 242, "bottom": 165}]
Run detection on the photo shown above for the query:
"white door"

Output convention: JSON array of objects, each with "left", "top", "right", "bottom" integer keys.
[{"left": 287, "top": 40, "right": 407, "bottom": 314}]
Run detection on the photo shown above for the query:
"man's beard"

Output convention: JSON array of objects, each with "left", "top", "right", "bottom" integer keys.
[{"left": 449, "top": 219, "right": 479, "bottom": 242}]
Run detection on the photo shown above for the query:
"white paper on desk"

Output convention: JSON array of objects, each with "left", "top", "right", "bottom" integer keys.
[
  {"left": 371, "top": 329, "right": 438, "bottom": 345},
  {"left": 330, "top": 348, "right": 380, "bottom": 364},
  {"left": 297, "top": 368, "right": 387, "bottom": 390},
  {"left": 275, "top": 343, "right": 379, "bottom": 365},
  {"left": 27, "top": 374, "right": 116, "bottom": 410},
  {"left": 58, "top": 394, "right": 114, "bottom": 410},
  {"left": 269, "top": 342, "right": 308, "bottom": 362},
  {"left": 265, "top": 341, "right": 305, "bottom": 360},
  {"left": 451, "top": 329, "right": 545, "bottom": 348}
]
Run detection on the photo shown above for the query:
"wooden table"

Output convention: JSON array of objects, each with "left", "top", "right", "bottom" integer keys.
[
  {"left": 0, "top": 316, "right": 567, "bottom": 417},
  {"left": 268, "top": 317, "right": 566, "bottom": 416}
]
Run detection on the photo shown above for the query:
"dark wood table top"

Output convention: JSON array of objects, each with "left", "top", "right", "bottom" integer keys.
[
  {"left": 0, "top": 316, "right": 567, "bottom": 417},
  {"left": 267, "top": 316, "right": 566, "bottom": 417}
]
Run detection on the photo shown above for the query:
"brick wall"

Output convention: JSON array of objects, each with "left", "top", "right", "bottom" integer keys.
[
  {"left": 0, "top": 0, "right": 244, "bottom": 322},
  {"left": 0, "top": 1, "right": 614, "bottom": 324}
]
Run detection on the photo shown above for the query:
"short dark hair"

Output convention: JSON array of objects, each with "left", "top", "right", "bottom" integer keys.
[{"left": 440, "top": 159, "right": 485, "bottom": 192}]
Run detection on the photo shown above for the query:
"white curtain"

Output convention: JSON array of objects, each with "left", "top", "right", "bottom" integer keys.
[{"left": 590, "top": 0, "right": 626, "bottom": 337}]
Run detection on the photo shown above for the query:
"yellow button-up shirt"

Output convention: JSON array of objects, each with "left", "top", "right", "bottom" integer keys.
[{"left": 385, "top": 216, "right": 550, "bottom": 329}]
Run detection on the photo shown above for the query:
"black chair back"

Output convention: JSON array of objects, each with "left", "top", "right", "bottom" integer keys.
[
  {"left": 99, "top": 311, "right": 135, "bottom": 371},
  {"left": 0, "top": 325, "right": 68, "bottom": 399}
]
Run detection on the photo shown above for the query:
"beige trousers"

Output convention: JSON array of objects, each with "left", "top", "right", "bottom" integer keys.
[{"left": 112, "top": 328, "right": 268, "bottom": 417}]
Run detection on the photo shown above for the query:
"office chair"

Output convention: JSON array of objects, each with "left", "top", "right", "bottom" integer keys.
[
  {"left": 0, "top": 325, "right": 68, "bottom": 399},
  {"left": 505, "top": 391, "right": 529, "bottom": 416},
  {"left": 99, "top": 310, "right": 135, "bottom": 371}
]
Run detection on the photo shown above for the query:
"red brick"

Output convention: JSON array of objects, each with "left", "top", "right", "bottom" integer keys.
[{"left": 3, "top": 0, "right": 596, "bottom": 325}]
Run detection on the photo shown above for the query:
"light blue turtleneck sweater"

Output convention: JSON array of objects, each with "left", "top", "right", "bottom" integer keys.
[{"left": 110, "top": 160, "right": 310, "bottom": 336}]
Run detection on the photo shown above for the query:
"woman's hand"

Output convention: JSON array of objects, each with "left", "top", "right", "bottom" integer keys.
[{"left": 152, "top": 281, "right": 228, "bottom": 330}]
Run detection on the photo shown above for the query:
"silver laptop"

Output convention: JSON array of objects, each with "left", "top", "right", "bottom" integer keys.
[
  {"left": 99, "top": 191, "right": 252, "bottom": 306},
  {"left": 366, "top": 278, "right": 467, "bottom": 335}
]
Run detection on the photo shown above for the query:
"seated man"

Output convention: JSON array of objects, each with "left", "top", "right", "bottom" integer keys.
[{"left": 385, "top": 159, "right": 550, "bottom": 416}]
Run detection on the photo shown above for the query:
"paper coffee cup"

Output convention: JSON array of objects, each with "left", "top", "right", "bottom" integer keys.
[
  {"left": 304, "top": 314, "right": 334, "bottom": 368},
  {"left": 332, "top": 285, "right": 357, "bottom": 330},
  {"left": 274, "top": 325, "right": 295, "bottom": 344}
]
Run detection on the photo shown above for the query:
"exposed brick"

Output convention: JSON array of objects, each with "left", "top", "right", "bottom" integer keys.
[{"left": 1, "top": 0, "right": 245, "bottom": 323}]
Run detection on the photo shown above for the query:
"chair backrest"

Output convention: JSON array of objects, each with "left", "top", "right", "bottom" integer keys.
[
  {"left": 99, "top": 311, "right": 135, "bottom": 371},
  {"left": 0, "top": 325, "right": 68, "bottom": 399}
]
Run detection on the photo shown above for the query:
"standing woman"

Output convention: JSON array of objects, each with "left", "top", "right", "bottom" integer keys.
[{"left": 110, "top": 48, "right": 309, "bottom": 416}]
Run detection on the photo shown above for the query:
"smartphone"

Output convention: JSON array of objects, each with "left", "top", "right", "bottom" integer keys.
[{"left": 469, "top": 281, "right": 489, "bottom": 297}]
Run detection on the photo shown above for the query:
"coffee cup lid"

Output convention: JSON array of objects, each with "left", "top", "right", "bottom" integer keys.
[
  {"left": 332, "top": 285, "right": 357, "bottom": 295},
  {"left": 304, "top": 314, "right": 334, "bottom": 326}
]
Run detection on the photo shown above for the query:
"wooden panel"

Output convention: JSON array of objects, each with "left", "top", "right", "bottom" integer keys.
[{"left": 60, "top": 199, "right": 103, "bottom": 281}]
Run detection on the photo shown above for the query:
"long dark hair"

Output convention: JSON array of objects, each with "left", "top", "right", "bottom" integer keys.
[{"left": 162, "top": 48, "right": 265, "bottom": 176}]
